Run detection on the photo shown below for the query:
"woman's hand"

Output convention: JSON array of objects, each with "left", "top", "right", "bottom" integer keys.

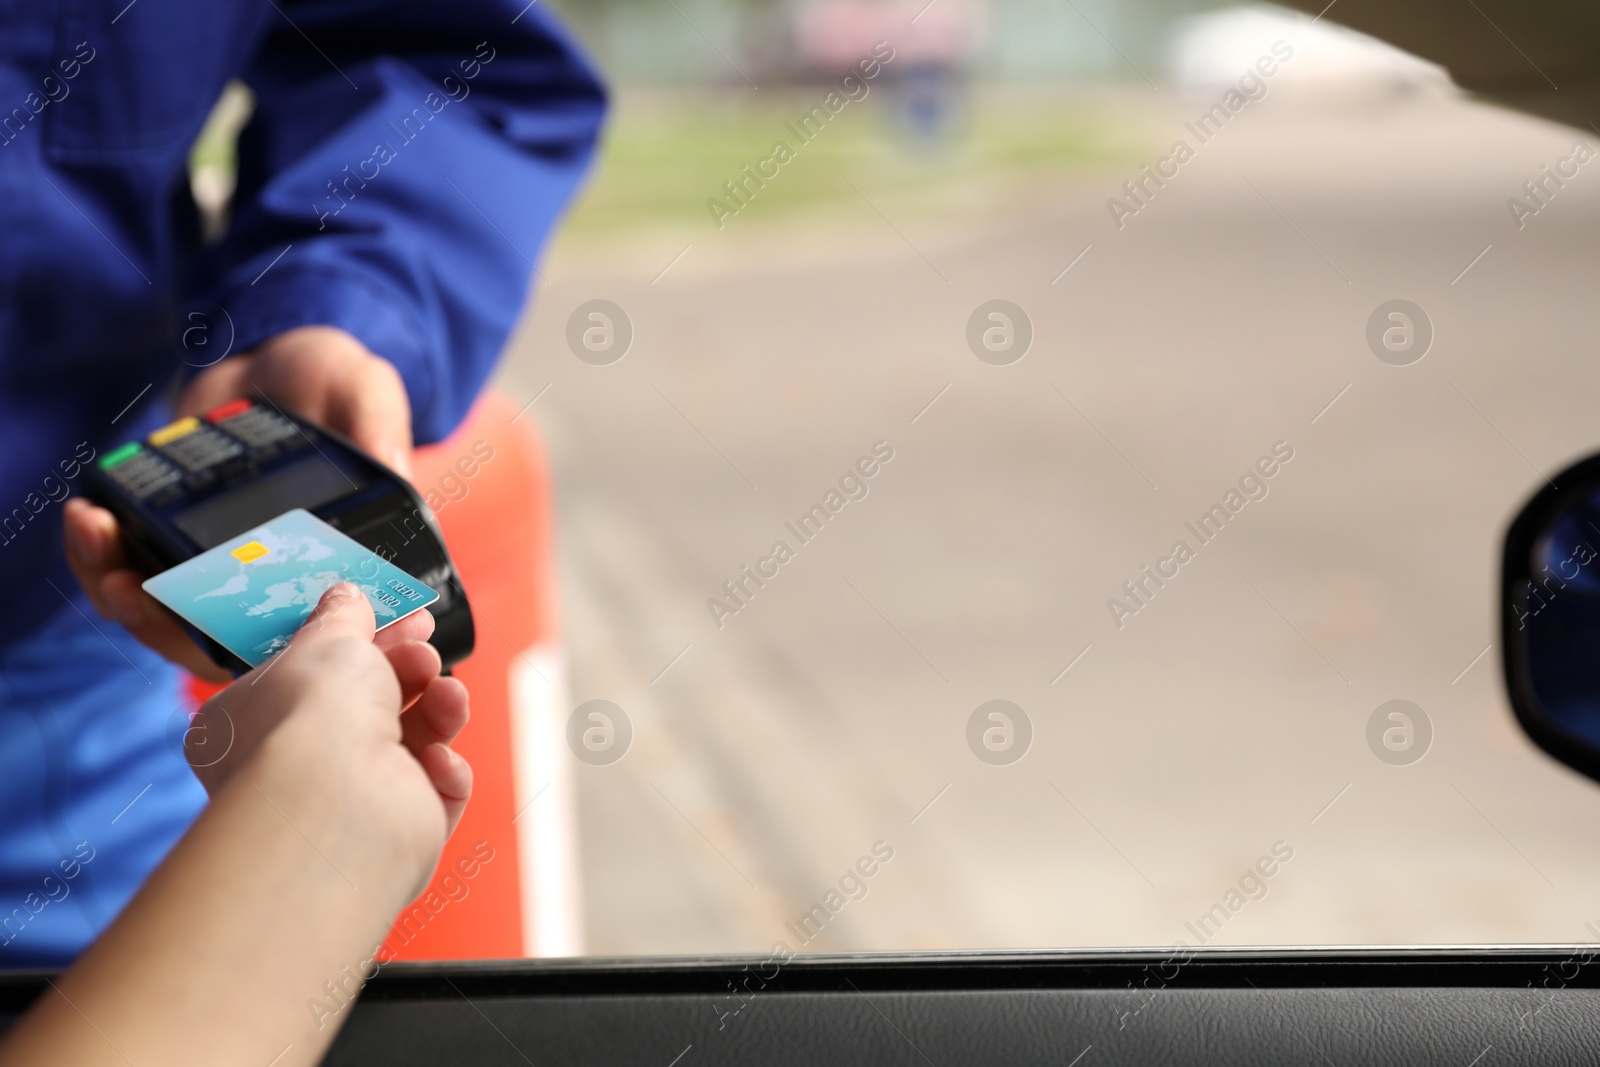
[
  {"left": 195, "top": 584, "right": 472, "bottom": 879},
  {"left": 0, "top": 584, "right": 473, "bottom": 1067}
]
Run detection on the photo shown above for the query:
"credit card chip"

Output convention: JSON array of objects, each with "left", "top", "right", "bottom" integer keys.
[{"left": 231, "top": 541, "right": 270, "bottom": 564}]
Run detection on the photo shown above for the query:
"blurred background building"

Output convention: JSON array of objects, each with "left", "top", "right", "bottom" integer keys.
[{"left": 552, "top": 0, "right": 1181, "bottom": 86}]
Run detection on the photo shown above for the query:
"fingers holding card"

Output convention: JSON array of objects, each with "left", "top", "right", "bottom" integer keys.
[{"left": 141, "top": 508, "right": 439, "bottom": 669}]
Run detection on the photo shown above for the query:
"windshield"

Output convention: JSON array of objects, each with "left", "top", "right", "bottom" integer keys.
[{"left": 465, "top": 1, "right": 1590, "bottom": 956}]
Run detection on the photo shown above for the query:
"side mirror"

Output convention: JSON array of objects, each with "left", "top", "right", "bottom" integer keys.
[{"left": 1503, "top": 453, "right": 1600, "bottom": 781}]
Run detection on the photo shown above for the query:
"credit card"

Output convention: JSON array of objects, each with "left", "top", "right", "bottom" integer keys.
[{"left": 142, "top": 508, "right": 439, "bottom": 668}]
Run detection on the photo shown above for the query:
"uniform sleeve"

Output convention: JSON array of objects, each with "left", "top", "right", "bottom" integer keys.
[{"left": 194, "top": 0, "right": 606, "bottom": 444}]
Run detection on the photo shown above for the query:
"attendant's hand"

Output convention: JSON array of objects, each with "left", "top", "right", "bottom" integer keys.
[
  {"left": 177, "top": 325, "right": 414, "bottom": 476},
  {"left": 64, "top": 325, "right": 414, "bottom": 678}
]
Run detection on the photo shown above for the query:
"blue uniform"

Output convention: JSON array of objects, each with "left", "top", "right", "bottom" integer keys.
[{"left": 0, "top": 0, "right": 604, "bottom": 967}]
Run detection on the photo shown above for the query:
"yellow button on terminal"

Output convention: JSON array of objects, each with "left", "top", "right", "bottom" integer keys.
[{"left": 148, "top": 416, "right": 201, "bottom": 447}]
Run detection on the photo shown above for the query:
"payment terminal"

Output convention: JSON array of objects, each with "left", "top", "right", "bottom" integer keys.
[{"left": 81, "top": 397, "right": 475, "bottom": 671}]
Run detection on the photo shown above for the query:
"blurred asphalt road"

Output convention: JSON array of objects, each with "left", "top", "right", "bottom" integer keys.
[{"left": 494, "top": 86, "right": 1600, "bottom": 956}]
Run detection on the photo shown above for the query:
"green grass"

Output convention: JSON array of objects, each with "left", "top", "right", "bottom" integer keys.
[
  {"left": 185, "top": 83, "right": 1152, "bottom": 237},
  {"left": 189, "top": 82, "right": 253, "bottom": 175},
  {"left": 563, "top": 88, "right": 1151, "bottom": 234}
]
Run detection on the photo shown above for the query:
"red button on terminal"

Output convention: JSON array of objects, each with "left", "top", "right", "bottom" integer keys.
[{"left": 205, "top": 398, "right": 254, "bottom": 423}]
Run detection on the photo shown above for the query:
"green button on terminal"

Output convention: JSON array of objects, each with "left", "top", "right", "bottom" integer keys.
[{"left": 99, "top": 442, "right": 143, "bottom": 469}]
